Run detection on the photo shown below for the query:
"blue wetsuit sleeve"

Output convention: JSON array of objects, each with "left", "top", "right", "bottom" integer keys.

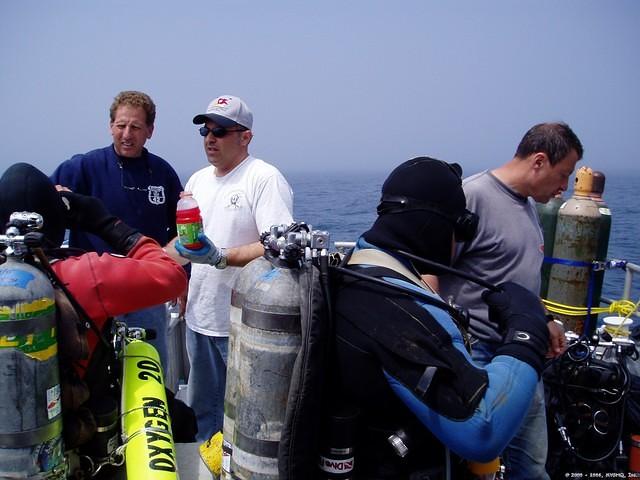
[
  {"left": 385, "top": 356, "right": 537, "bottom": 462},
  {"left": 382, "top": 277, "right": 539, "bottom": 462}
]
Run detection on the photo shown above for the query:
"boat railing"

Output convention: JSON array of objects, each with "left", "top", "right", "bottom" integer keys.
[
  {"left": 601, "top": 261, "right": 640, "bottom": 319},
  {"left": 334, "top": 241, "right": 640, "bottom": 320},
  {"left": 334, "top": 241, "right": 356, "bottom": 254}
]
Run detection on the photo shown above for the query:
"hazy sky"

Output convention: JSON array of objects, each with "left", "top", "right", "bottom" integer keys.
[{"left": 1, "top": 1, "right": 639, "bottom": 181}]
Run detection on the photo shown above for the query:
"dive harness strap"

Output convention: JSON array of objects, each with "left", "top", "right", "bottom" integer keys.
[
  {"left": 0, "top": 420, "right": 63, "bottom": 448},
  {"left": 33, "top": 248, "right": 112, "bottom": 351},
  {"left": 342, "top": 248, "right": 468, "bottom": 330},
  {"left": 348, "top": 248, "right": 434, "bottom": 292}
]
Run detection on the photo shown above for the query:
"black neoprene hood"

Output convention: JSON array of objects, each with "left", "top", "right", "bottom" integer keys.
[
  {"left": 0, "top": 163, "right": 67, "bottom": 246},
  {"left": 363, "top": 156, "right": 468, "bottom": 271},
  {"left": 380, "top": 157, "right": 466, "bottom": 217}
]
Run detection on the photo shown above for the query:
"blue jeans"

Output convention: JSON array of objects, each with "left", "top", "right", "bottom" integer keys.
[
  {"left": 116, "top": 303, "right": 168, "bottom": 370},
  {"left": 472, "top": 340, "right": 550, "bottom": 480},
  {"left": 185, "top": 328, "right": 228, "bottom": 442}
]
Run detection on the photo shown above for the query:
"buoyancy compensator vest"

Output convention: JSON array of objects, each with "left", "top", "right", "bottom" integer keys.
[
  {"left": 278, "top": 253, "right": 331, "bottom": 479},
  {"left": 333, "top": 251, "right": 488, "bottom": 479}
]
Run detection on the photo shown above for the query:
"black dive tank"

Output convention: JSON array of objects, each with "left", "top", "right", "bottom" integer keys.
[
  {"left": 547, "top": 167, "right": 601, "bottom": 334},
  {"left": 589, "top": 171, "right": 612, "bottom": 314},
  {"left": 231, "top": 263, "right": 302, "bottom": 479},
  {"left": 0, "top": 256, "right": 65, "bottom": 478},
  {"left": 222, "top": 255, "right": 275, "bottom": 480},
  {"left": 537, "top": 193, "right": 565, "bottom": 299}
]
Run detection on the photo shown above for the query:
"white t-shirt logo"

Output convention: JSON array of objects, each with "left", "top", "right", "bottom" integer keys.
[
  {"left": 148, "top": 185, "right": 166, "bottom": 205},
  {"left": 227, "top": 191, "right": 243, "bottom": 209}
]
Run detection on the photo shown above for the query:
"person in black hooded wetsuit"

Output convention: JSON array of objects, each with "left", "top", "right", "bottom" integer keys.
[{"left": 331, "top": 157, "right": 551, "bottom": 479}]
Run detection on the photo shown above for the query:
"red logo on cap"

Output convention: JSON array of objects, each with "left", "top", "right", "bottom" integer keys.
[{"left": 217, "top": 98, "right": 229, "bottom": 105}]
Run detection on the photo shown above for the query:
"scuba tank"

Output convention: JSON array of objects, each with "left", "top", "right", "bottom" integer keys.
[
  {"left": 0, "top": 213, "right": 65, "bottom": 478},
  {"left": 221, "top": 254, "right": 275, "bottom": 480},
  {"left": 229, "top": 224, "right": 329, "bottom": 480},
  {"left": 547, "top": 167, "right": 602, "bottom": 334},
  {"left": 232, "top": 254, "right": 302, "bottom": 477}
]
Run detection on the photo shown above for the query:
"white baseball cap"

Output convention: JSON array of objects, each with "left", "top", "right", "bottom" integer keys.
[{"left": 192, "top": 95, "right": 253, "bottom": 130}]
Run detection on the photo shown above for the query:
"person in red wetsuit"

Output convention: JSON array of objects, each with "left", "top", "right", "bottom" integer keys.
[
  {"left": 0, "top": 162, "right": 190, "bottom": 449},
  {"left": 0, "top": 162, "right": 188, "bottom": 357}
]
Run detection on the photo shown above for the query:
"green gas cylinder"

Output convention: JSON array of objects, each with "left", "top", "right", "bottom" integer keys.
[
  {"left": 537, "top": 194, "right": 565, "bottom": 299},
  {"left": 589, "top": 171, "right": 612, "bottom": 310}
]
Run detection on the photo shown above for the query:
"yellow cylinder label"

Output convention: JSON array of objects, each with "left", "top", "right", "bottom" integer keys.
[
  {"left": 0, "top": 298, "right": 57, "bottom": 360},
  {"left": 121, "top": 340, "right": 178, "bottom": 479},
  {"left": 0, "top": 297, "right": 55, "bottom": 320}
]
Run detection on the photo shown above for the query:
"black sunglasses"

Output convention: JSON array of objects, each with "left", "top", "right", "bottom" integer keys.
[{"left": 198, "top": 126, "right": 246, "bottom": 138}]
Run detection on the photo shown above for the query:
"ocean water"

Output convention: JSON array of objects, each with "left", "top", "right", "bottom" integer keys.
[{"left": 285, "top": 169, "right": 640, "bottom": 304}]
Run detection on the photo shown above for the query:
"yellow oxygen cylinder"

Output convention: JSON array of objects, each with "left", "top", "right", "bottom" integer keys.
[{"left": 121, "top": 339, "right": 178, "bottom": 479}]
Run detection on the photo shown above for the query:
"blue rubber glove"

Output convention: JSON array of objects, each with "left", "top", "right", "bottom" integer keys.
[{"left": 175, "top": 232, "right": 224, "bottom": 267}]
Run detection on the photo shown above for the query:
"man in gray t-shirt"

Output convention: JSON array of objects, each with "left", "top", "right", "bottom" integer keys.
[
  {"left": 439, "top": 122, "right": 583, "bottom": 480},
  {"left": 444, "top": 170, "right": 545, "bottom": 343}
]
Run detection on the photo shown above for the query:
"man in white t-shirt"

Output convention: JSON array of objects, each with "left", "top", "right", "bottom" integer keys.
[{"left": 171, "top": 95, "right": 294, "bottom": 441}]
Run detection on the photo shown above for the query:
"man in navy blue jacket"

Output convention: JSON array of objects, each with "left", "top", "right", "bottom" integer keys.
[{"left": 51, "top": 90, "right": 183, "bottom": 370}]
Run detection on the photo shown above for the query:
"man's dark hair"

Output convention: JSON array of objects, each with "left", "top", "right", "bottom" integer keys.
[
  {"left": 110, "top": 90, "right": 156, "bottom": 126},
  {"left": 515, "top": 122, "right": 584, "bottom": 165}
]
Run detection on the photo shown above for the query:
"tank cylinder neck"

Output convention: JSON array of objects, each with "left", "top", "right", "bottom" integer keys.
[{"left": 573, "top": 166, "right": 594, "bottom": 197}]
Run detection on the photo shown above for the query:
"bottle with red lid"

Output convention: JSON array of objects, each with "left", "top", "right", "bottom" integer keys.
[{"left": 176, "top": 193, "right": 203, "bottom": 249}]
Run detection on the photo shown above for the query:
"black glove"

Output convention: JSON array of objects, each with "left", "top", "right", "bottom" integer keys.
[
  {"left": 60, "top": 191, "right": 141, "bottom": 254},
  {"left": 481, "top": 281, "right": 549, "bottom": 376}
]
